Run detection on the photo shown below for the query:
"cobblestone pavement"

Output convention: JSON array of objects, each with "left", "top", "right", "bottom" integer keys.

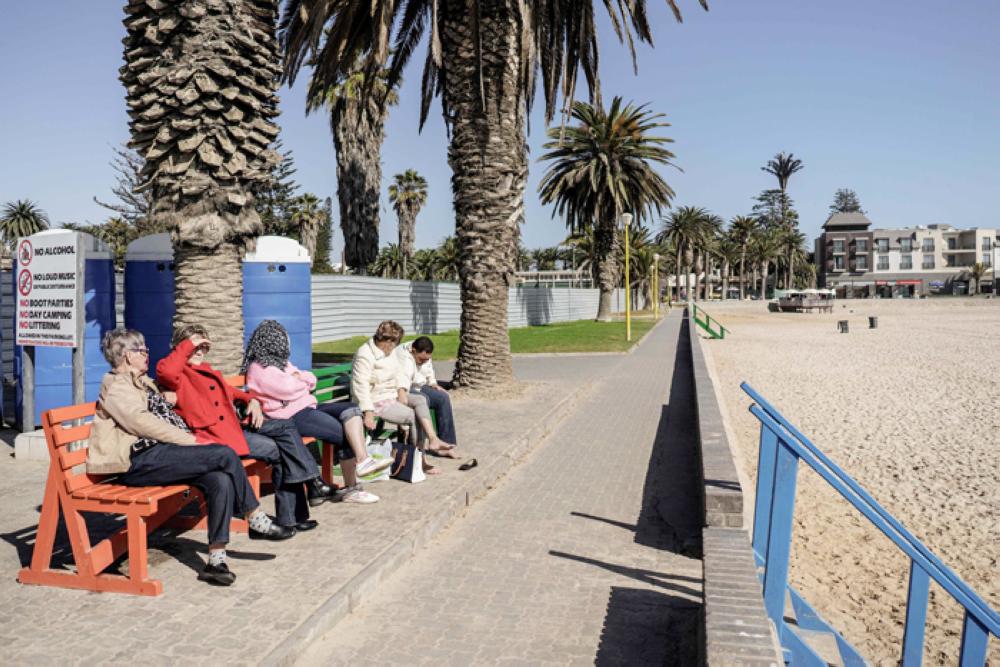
[
  {"left": 300, "top": 310, "right": 704, "bottom": 666},
  {"left": 0, "top": 360, "right": 604, "bottom": 664}
]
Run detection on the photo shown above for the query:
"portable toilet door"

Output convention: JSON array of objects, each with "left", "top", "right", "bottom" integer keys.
[
  {"left": 13, "top": 230, "right": 116, "bottom": 430},
  {"left": 124, "top": 233, "right": 175, "bottom": 378},
  {"left": 243, "top": 236, "right": 312, "bottom": 370}
]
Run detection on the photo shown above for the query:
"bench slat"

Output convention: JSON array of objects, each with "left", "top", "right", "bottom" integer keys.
[
  {"left": 44, "top": 402, "right": 97, "bottom": 426},
  {"left": 51, "top": 423, "right": 92, "bottom": 447},
  {"left": 57, "top": 447, "right": 89, "bottom": 470}
]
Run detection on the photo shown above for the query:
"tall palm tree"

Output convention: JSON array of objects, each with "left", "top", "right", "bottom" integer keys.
[
  {"left": 121, "top": 1, "right": 282, "bottom": 373},
  {"left": 1, "top": 200, "right": 50, "bottom": 255},
  {"left": 289, "top": 193, "right": 322, "bottom": 263},
  {"left": 728, "top": 215, "right": 757, "bottom": 300},
  {"left": 658, "top": 206, "right": 710, "bottom": 302},
  {"left": 307, "top": 63, "right": 398, "bottom": 274},
  {"left": 715, "top": 234, "right": 740, "bottom": 300},
  {"left": 369, "top": 243, "right": 406, "bottom": 278},
  {"left": 777, "top": 227, "right": 807, "bottom": 289},
  {"left": 749, "top": 227, "right": 782, "bottom": 299},
  {"left": 762, "top": 151, "right": 804, "bottom": 288},
  {"left": 539, "top": 98, "right": 677, "bottom": 320},
  {"left": 388, "top": 169, "right": 429, "bottom": 278},
  {"left": 281, "top": 0, "right": 706, "bottom": 387},
  {"left": 696, "top": 214, "right": 723, "bottom": 300}
]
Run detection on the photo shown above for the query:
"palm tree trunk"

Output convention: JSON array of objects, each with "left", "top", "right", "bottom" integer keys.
[
  {"left": 675, "top": 248, "right": 683, "bottom": 304},
  {"left": 722, "top": 260, "right": 730, "bottom": 301},
  {"left": 174, "top": 243, "right": 244, "bottom": 374},
  {"left": 442, "top": 6, "right": 524, "bottom": 387},
  {"left": 739, "top": 247, "right": 747, "bottom": 300},
  {"left": 761, "top": 261, "right": 770, "bottom": 299},
  {"left": 332, "top": 98, "right": 385, "bottom": 274},
  {"left": 593, "top": 224, "right": 617, "bottom": 321}
]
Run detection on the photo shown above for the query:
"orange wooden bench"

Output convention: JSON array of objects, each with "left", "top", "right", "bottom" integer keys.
[{"left": 17, "top": 400, "right": 270, "bottom": 597}]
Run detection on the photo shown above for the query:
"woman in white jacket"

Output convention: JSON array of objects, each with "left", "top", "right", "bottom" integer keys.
[{"left": 351, "top": 321, "right": 445, "bottom": 471}]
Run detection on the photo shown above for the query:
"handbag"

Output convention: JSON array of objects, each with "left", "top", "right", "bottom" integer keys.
[{"left": 390, "top": 440, "right": 426, "bottom": 484}]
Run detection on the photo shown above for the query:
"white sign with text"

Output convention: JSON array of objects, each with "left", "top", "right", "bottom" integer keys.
[{"left": 15, "top": 230, "right": 82, "bottom": 348}]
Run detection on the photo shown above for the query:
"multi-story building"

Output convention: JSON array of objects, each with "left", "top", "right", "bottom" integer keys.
[{"left": 815, "top": 213, "right": 1000, "bottom": 297}]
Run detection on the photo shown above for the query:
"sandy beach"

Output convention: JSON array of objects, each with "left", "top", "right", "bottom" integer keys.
[{"left": 700, "top": 298, "right": 999, "bottom": 664}]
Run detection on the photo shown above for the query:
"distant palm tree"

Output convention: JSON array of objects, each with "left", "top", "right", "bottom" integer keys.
[
  {"left": 728, "top": 215, "right": 757, "bottom": 299},
  {"left": 777, "top": 227, "right": 807, "bottom": 289},
  {"left": 715, "top": 234, "right": 740, "bottom": 300},
  {"left": 762, "top": 151, "right": 805, "bottom": 288},
  {"left": 434, "top": 236, "right": 461, "bottom": 282},
  {"left": 369, "top": 243, "right": 406, "bottom": 279},
  {"left": 388, "top": 169, "right": 428, "bottom": 277},
  {"left": 659, "top": 206, "right": 712, "bottom": 302},
  {"left": 539, "top": 97, "right": 677, "bottom": 321},
  {"left": 1, "top": 200, "right": 50, "bottom": 255},
  {"left": 749, "top": 228, "right": 782, "bottom": 298},
  {"left": 289, "top": 193, "right": 323, "bottom": 264}
]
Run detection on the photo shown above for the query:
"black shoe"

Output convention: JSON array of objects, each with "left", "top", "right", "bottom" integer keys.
[
  {"left": 294, "top": 519, "right": 319, "bottom": 531},
  {"left": 307, "top": 478, "right": 337, "bottom": 507},
  {"left": 198, "top": 562, "right": 236, "bottom": 586},
  {"left": 249, "top": 522, "right": 296, "bottom": 540}
]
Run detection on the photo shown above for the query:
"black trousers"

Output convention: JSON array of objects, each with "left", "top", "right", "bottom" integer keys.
[
  {"left": 243, "top": 419, "right": 315, "bottom": 526},
  {"left": 120, "top": 443, "right": 259, "bottom": 545}
]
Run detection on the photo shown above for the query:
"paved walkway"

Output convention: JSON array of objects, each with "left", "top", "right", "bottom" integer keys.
[{"left": 300, "top": 310, "right": 703, "bottom": 665}]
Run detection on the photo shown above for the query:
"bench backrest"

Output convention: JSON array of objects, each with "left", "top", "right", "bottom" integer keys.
[
  {"left": 41, "top": 402, "right": 104, "bottom": 495},
  {"left": 312, "top": 363, "right": 353, "bottom": 403}
]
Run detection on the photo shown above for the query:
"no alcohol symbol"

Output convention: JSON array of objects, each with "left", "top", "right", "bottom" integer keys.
[
  {"left": 18, "top": 239, "right": 33, "bottom": 266},
  {"left": 18, "top": 269, "right": 32, "bottom": 296}
]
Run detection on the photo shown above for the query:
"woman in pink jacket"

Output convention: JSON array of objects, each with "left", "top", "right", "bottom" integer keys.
[{"left": 242, "top": 320, "right": 391, "bottom": 504}]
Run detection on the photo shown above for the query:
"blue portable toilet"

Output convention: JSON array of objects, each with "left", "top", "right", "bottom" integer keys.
[
  {"left": 13, "top": 230, "right": 116, "bottom": 430},
  {"left": 243, "top": 236, "right": 312, "bottom": 371},
  {"left": 124, "top": 233, "right": 174, "bottom": 378}
]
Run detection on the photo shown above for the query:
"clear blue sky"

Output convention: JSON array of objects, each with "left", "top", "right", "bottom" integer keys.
[{"left": 2, "top": 1, "right": 998, "bottom": 261}]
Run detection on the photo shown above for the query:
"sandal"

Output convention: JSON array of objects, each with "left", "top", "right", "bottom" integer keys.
[{"left": 458, "top": 458, "right": 478, "bottom": 471}]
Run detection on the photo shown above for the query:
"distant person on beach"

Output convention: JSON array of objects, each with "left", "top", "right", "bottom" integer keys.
[
  {"left": 242, "top": 319, "right": 390, "bottom": 504},
  {"left": 395, "top": 336, "right": 459, "bottom": 457},
  {"left": 351, "top": 321, "right": 441, "bottom": 473},
  {"left": 87, "top": 327, "right": 282, "bottom": 586},
  {"left": 158, "top": 324, "right": 333, "bottom": 534}
]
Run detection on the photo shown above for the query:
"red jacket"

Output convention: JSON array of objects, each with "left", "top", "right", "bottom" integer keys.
[{"left": 156, "top": 339, "right": 256, "bottom": 456}]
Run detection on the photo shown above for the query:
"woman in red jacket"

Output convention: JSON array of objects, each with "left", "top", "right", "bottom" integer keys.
[{"left": 157, "top": 325, "right": 335, "bottom": 535}]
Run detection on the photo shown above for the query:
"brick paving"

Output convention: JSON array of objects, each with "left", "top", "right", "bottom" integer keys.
[{"left": 299, "top": 310, "right": 704, "bottom": 666}]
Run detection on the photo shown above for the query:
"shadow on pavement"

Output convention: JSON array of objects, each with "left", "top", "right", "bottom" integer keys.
[
  {"left": 548, "top": 550, "right": 700, "bottom": 598},
  {"left": 594, "top": 586, "right": 700, "bottom": 666}
]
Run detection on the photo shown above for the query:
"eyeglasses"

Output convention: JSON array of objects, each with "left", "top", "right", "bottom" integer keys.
[{"left": 129, "top": 347, "right": 149, "bottom": 355}]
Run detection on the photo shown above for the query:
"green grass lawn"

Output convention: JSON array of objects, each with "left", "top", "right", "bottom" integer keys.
[{"left": 312, "top": 317, "right": 658, "bottom": 363}]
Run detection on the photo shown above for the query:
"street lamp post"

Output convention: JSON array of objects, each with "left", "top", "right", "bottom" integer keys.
[
  {"left": 653, "top": 253, "right": 661, "bottom": 319},
  {"left": 621, "top": 212, "right": 633, "bottom": 341}
]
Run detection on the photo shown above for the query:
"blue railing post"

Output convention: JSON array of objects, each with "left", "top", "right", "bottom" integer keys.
[
  {"left": 762, "top": 435, "right": 799, "bottom": 645},
  {"left": 959, "top": 612, "right": 989, "bottom": 666},
  {"left": 902, "top": 561, "right": 930, "bottom": 666},
  {"left": 752, "top": 425, "right": 779, "bottom": 565}
]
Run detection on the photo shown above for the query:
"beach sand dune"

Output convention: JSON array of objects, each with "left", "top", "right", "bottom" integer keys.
[{"left": 700, "top": 298, "right": 999, "bottom": 664}]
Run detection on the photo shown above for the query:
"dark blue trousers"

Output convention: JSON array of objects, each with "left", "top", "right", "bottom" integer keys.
[
  {"left": 417, "top": 385, "right": 457, "bottom": 445},
  {"left": 243, "top": 419, "right": 315, "bottom": 527},
  {"left": 120, "top": 443, "right": 259, "bottom": 545}
]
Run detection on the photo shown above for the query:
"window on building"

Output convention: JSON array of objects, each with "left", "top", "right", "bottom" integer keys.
[
  {"left": 877, "top": 255, "right": 889, "bottom": 270},
  {"left": 856, "top": 255, "right": 868, "bottom": 270},
  {"left": 922, "top": 239, "right": 934, "bottom": 252},
  {"left": 983, "top": 254, "right": 991, "bottom": 266},
  {"left": 877, "top": 238, "right": 889, "bottom": 253},
  {"left": 923, "top": 254, "right": 935, "bottom": 269},
  {"left": 832, "top": 239, "right": 845, "bottom": 253},
  {"left": 834, "top": 256, "right": 845, "bottom": 270},
  {"left": 947, "top": 237, "right": 957, "bottom": 250},
  {"left": 901, "top": 255, "right": 913, "bottom": 269},
  {"left": 983, "top": 238, "right": 992, "bottom": 251},
  {"left": 856, "top": 239, "right": 869, "bottom": 252},
  {"left": 900, "top": 239, "right": 913, "bottom": 252}
]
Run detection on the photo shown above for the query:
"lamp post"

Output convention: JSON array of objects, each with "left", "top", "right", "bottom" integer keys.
[
  {"left": 653, "top": 253, "right": 661, "bottom": 319},
  {"left": 620, "top": 212, "right": 633, "bottom": 341}
]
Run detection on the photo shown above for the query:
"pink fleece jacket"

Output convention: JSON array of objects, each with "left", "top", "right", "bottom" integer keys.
[{"left": 245, "top": 361, "right": 318, "bottom": 419}]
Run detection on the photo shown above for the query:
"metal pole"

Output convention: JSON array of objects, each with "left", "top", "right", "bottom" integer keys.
[
  {"left": 21, "top": 346, "right": 35, "bottom": 432},
  {"left": 72, "top": 233, "right": 85, "bottom": 406},
  {"left": 653, "top": 255, "right": 659, "bottom": 319}
]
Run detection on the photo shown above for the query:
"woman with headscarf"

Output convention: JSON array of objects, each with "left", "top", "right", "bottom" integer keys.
[{"left": 242, "top": 320, "right": 391, "bottom": 504}]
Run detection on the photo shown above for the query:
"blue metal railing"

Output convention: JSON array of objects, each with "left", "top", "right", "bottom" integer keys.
[{"left": 743, "top": 382, "right": 999, "bottom": 666}]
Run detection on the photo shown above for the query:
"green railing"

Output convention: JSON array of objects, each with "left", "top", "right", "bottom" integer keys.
[{"left": 689, "top": 303, "right": 728, "bottom": 339}]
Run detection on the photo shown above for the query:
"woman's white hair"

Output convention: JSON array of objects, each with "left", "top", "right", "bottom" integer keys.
[{"left": 102, "top": 328, "right": 145, "bottom": 367}]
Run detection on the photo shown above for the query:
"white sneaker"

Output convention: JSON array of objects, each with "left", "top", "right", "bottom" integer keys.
[
  {"left": 339, "top": 485, "right": 380, "bottom": 504},
  {"left": 356, "top": 456, "right": 393, "bottom": 477}
]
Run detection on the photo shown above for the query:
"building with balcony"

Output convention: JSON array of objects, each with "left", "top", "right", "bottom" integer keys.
[{"left": 815, "top": 214, "right": 1000, "bottom": 297}]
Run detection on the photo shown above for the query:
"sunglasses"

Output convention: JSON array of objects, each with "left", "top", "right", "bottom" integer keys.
[{"left": 129, "top": 346, "right": 149, "bottom": 355}]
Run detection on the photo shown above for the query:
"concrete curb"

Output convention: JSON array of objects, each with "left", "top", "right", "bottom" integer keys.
[{"left": 261, "top": 380, "right": 593, "bottom": 666}]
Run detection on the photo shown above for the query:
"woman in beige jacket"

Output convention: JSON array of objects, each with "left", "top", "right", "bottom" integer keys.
[{"left": 87, "top": 328, "right": 285, "bottom": 586}]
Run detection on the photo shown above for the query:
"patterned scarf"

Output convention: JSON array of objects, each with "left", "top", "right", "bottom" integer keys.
[{"left": 241, "top": 319, "right": 291, "bottom": 374}]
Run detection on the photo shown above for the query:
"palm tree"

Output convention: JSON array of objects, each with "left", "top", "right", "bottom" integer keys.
[
  {"left": 307, "top": 63, "right": 398, "bottom": 274},
  {"left": 388, "top": 169, "right": 428, "bottom": 278},
  {"left": 776, "top": 227, "right": 807, "bottom": 290},
  {"left": 762, "top": 152, "right": 805, "bottom": 288},
  {"left": 369, "top": 243, "right": 406, "bottom": 279},
  {"left": 749, "top": 227, "right": 782, "bottom": 299},
  {"left": 728, "top": 215, "right": 757, "bottom": 299},
  {"left": 1, "top": 200, "right": 49, "bottom": 256},
  {"left": 659, "top": 206, "right": 711, "bottom": 302},
  {"left": 540, "top": 98, "right": 677, "bottom": 319},
  {"left": 280, "top": 0, "right": 706, "bottom": 387},
  {"left": 289, "top": 193, "right": 323, "bottom": 263},
  {"left": 434, "top": 236, "right": 461, "bottom": 282},
  {"left": 716, "top": 234, "right": 740, "bottom": 300},
  {"left": 120, "top": 2, "right": 282, "bottom": 373},
  {"left": 969, "top": 262, "right": 987, "bottom": 295},
  {"left": 695, "top": 214, "right": 723, "bottom": 300}
]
